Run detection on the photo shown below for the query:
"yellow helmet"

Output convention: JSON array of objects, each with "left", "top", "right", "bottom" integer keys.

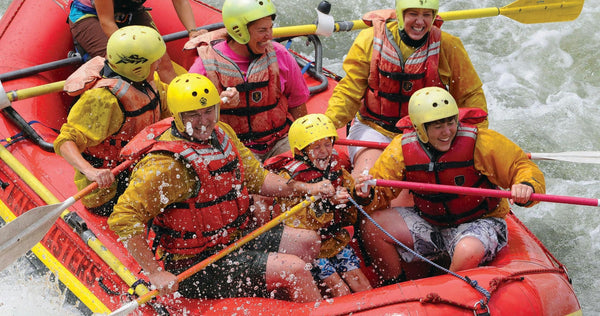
[
  {"left": 106, "top": 25, "right": 166, "bottom": 82},
  {"left": 222, "top": 0, "right": 276, "bottom": 44},
  {"left": 167, "top": 73, "right": 221, "bottom": 133},
  {"left": 395, "top": 0, "right": 439, "bottom": 30},
  {"left": 289, "top": 114, "right": 338, "bottom": 155},
  {"left": 408, "top": 87, "right": 458, "bottom": 143}
]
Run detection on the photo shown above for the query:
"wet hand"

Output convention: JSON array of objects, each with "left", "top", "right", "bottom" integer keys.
[
  {"left": 311, "top": 180, "right": 335, "bottom": 198},
  {"left": 332, "top": 187, "right": 350, "bottom": 205},
  {"left": 148, "top": 270, "right": 179, "bottom": 296},
  {"left": 84, "top": 168, "right": 115, "bottom": 188},
  {"left": 220, "top": 87, "right": 239, "bottom": 107},
  {"left": 510, "top": 183, "right": 533, "bottom": 205},
  {"left": 353, "top": 172, "right": 373, "bottom": 198}
]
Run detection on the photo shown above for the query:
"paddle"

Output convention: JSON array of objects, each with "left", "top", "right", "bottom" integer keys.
[
  {"left": 335, "top": 139, "right": 600, "bottom": 165},
  {"left": 101, "top": 196, "right": 318, "bottom": 316},
  {"left": 1, "top": 0, "right": 583, "bottom": 82},
  {"left": 0, "top": 159, "right": 134, "bottom": 271},
  {"left": 365, "top": 179, "right": 600, "bottom": 207},
  {"left": 272, "top": 0, "right": 584, "bottom": 38}
]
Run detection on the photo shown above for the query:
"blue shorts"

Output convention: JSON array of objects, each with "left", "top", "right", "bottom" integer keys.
[
  {"left": 394, "top": 207, "right": 508, "bottom": 264},
  {"left": 313, "top": 245, "right": 361, "bottom": 280}
]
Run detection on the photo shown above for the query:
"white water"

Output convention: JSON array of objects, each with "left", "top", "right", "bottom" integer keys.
[{"left": 1, "top": 0, "right": 599, "bottom": 314}]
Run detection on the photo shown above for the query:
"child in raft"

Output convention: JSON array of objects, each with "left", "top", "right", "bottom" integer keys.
[{"left": 264, "top": 113, "right": 372, "bottom": 297}]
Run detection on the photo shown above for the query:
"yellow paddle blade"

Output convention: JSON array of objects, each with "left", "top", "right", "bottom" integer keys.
[
  {"left": 440, "top": 0, "right": 584, "bottom": 24},
  {"left": 501, "top": 0, "right": 584, "bottom": 24}
]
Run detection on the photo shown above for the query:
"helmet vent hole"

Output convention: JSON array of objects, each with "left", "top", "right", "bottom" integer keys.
[
  {"left": 258, "top": 1, "right": 264, "bottom": 5},
  {"left": 432, "top": 102, "right": 438, "bottom": 107},
  {"left": 204, "top": 89, "right": 209, "bottom": 94},
  {"left": 192, "top": 92, "right": 198, "bottom": 97}
]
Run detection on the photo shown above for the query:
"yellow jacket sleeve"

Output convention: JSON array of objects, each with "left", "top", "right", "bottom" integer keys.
[
  {"left": 53, "top": 88, "right": 124, "bottom": 155},
  {"left": 473, "top": 128, "right": 545, "bottom": 217},
  {"left": 218, "top": 122, "right": 269, "bottom": 194},
  {"left": 325, "top": 28, "right": 373, "bottom": 129},
  {"left": 108, "top": 152, "right": 197, "bottom": 239}
]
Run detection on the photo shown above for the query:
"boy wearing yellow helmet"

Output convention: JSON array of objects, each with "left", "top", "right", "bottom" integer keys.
[
  {"left": 354, "top": 87, "right": 545, "bottom": 285},
  {"left": 186, "top": 0, "right": 310, "bottom": 161},
  {"left": 326, "top": 0, "right": 489, "bottom": 207},
  {"left": 108, "top": 74, "right": 337, "bottom": 302},
  {"left": 54, "top": 25, "right": 170, "bottom": 216},
  {"left": 264, "top": 114, "right": 372, "bottom": 297}
]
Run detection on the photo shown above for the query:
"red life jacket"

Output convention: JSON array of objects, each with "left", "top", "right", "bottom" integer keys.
[
  {"left": 121, "top": 118, "right": 250, "bottom": 255},
  {"left": 360, "top": 9, "right": 445, "bottom": 134},
  {"left": 198, "top": 36, "right": 292, "bottom": 154},
  {"left": 64, "top": 56, "right": 161, "bottom": 169},
  {"left": 264, "top": 150, "right": 352, "bottom": 229},
  {"left": 401, "top": 124, "right": 500, "bottom": 226}
]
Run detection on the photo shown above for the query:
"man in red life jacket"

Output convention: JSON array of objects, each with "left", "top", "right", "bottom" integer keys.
[
  {"left": 354, "top": 87, "right": 545, "bottom": 285},
  {"left": 108, "top": 73, "right": 336, "bottom": 302}
]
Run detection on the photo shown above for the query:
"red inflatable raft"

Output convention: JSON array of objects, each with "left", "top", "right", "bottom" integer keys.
[{"left": 0, "top": 0, "right": 582, "bottom": 315}]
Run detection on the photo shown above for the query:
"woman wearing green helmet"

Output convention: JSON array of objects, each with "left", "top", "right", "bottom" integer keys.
[
  {"left": 187, "top": 0, "right": 310, "bottom": 162},
  {"left": 325, "top": 0, "right": 489, "bottom": 207}
]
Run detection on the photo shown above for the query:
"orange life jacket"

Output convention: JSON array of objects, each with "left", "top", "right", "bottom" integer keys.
[
  {"left": 401, "top": 124, "right": 500, "bottom": 226},
  {"left": 64, "top": 56, "right": 161, "bottom": 168},
  {"left": 197, "top": 35, "right": 292, "bottom": 154},
  {"left": 121, "top": 118, "right": 250, "bottom": 255},
  {"left": 360, "top": 9, "right": 445, "bottom": 133}
]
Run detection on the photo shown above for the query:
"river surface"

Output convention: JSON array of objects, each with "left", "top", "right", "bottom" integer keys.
[{"left": 1, "top": 0, "right": 599, "bottom": 314}]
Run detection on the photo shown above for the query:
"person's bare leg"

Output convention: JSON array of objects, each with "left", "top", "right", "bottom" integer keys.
[
  {"left": 278, "top": 226, "right": 321, "bottom": 263},
  {"left": 350, "top": 148, "right": 382, "bottom": 180},
  {"left": 449, "top": 236, "right": 485, "bottom": 272},
  {"left": 340, "top": 269, "right": 372, "bottom": 293},
  {"left": 321, "top": 273, "right": 351, "bottom": 297},
  {"left": 360, "top": 208, "right": 411, "bottom": 281},
  {"left": 266, "top": 253, "right": 322, "bottom": 302}
]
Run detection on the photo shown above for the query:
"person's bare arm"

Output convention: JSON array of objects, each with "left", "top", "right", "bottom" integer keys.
[{"left": 95, "top": 0, "right": 119, "bottom": 38}]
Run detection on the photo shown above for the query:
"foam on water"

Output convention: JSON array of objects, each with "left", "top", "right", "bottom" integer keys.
[{"left": 1, "top": 0, "right": 599, "bottom": 314}]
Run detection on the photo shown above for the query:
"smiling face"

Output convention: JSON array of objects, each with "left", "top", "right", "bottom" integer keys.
[
  {"left": 246, "top": 16, "right": 274, "bottom": 55},
  {"left": 402, "top": 8, "right": 435, "bottom": 41},
  {"left": 303, "top": 138, "right": 334, "bottom": 171},
  {"left": 179, "top": 105, "right": 218, "bottom": 141},
  {"left": 425, "top": 117, "right": 458, "bottom": 152}
]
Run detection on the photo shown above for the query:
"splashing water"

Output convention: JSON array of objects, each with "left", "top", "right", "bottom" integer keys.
[{"left": 1, "top": 0, "right": 599, "bottom": 314}]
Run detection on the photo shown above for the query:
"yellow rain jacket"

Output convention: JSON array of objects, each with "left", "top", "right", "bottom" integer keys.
[
  {"left": 54, "top": 72, "right": 170, "bottom": 208},
  {"left": 326, "top": 21, "right": 488, "bottom": 139},
  {"left": 362, "top": 128, "right": 545, "bottom": 218},
  {"left": 108, "top": 122, "right": 268, "bottom": 240}
]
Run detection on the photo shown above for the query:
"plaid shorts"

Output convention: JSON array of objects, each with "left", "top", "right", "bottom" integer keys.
[{"left": 393, "top": 207, "right": 508, "bottom": 264}]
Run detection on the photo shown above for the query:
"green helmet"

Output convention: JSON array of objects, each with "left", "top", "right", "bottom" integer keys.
[
  {"left": 395, "top": 0, "right": 439, "bottom": 30},
  {"left": 289, "top": 114, "right": 338, "bottom": 155},
  {"left": 106, "top": 25, "right": 166, "bottom": 82},
  {"left": 408, "top": 87, "right": 458, "bottom": 143},
  {"left": 222, "top": 0, "right": 276, "bottom": 44},
  {"left": 167, "top": 73, "right": 221, "bottom": 133}
]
